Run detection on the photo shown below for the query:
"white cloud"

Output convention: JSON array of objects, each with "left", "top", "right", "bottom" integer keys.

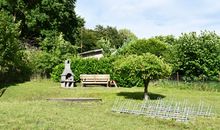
[{"left": 76, "top": 0, "right": 220, "bottom": 38}]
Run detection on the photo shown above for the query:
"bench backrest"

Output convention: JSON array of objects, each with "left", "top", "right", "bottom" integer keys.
[{"left": 80, "top": 74, "right": 110, "bottom": 81}]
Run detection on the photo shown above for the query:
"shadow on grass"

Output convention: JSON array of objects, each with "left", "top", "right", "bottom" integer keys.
[
  {"left": 117, "top": 92, "right": 166, "bottom": 100},
  {"left": 0, "top": 88, "right": 7, "bottom": 97}
]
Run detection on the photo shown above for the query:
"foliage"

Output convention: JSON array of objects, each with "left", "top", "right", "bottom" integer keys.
[
  {"left": 29, "top": 50, "right": 58, "bottom": 78},
  {"left": 51, "top": 57, "right": 114, "bottom": 82},
  {"left": 79, "top": 26, "right": 135, "bottom": 52},
  {"left": 78, "top": 28, "right": 98, "bottom": 52},
  {"left": 154, "top": 35, "right": 176, "bottom": 45},
  {"left": 171, "top": 31, "right": 220, "bottom": 81},
  {"left": 96, "top": 38, "right": 114, "bottom": 56},
  {"left": 40, "top": 32, "right": 78, "bottom": 56},
  {"left": 95, "top": 25, "right": 124, "bottom": 49},
  {"left": 0, "top": 0, "right": 83, "bottom": 82},
  {"left": 0, "top": 10, "right": 31, "bottom": 83},
  {"left": 114, "top": 53, "right": 171, "bottom": 99},
  {"left": 117, "top": 38, "right": 168, "bottom": 57},
  {"left": 118, "top": 29, "right": 138, "bottom": 43},
  {"left": 0, "top": 0, "right": 84, "bottom": 46},
  {"left": 29, "top": 33, "right": 78, "bottom": 77},
  {"left": 115, "top": 53, "right": 171, "bottom": 80},
  {"left": 0, "top": 11, "right": 21, "bottom": 71},
  {"left": 50, "top": 63, "right": 64, "bottom": 82},
  {"left": 51, "top": 56, "right": 143, "bottom": 87},
  {"left": 114, "top": 53, "right": 171, "bottom": 81}
]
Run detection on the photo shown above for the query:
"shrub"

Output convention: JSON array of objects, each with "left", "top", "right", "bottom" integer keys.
[
  {"left": 51, "top": 56, "right": 143, "bottom": 87},
  {"left": 29, "top": 50, "right": 60, "bottom": 78}
]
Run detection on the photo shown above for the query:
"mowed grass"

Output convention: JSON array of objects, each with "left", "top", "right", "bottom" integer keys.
[{"left": 0, "top": 79, "right": 220, "bottom": 130}]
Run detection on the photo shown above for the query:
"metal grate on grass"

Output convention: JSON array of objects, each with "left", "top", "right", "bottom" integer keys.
[{"left": 112, "top": 98, "right": 215, "bottom": 123}]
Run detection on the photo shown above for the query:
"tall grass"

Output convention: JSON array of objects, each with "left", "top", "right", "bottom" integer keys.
[{"left": 156, "top": 80, "right": 220, "bottom": 92}]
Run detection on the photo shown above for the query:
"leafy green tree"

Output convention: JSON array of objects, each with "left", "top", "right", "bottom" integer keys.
[
  {"left": 153, "top": 35, "right": 176, "bottom": 63},
  {"left": 172, "top": 31, "right": 220, "bottom": 81},
  {"left": 0, "top": 10, "right": 30, "bottom": 83},
  {"left": 78, "top": 26, "right": 136, "bottom": 53},
  {"left": 0, "top": 10, "right": 20, "bottom": 73},
  {"left": 154, "top": 35, "right": 176, "bottom": 45},
  {"left": 117, "top": 38, "right": 168, "bottom": 57},
  {"left": 95, "top": 25, "right": 124, "bottom": 48},
  {"left": 40, "top": 32, "right": 78, "bottom": 56},
  {"left": 118, "top": 29, "right": 138, "bottom": 43},
  {"left": 78, "top": 25, "right": 128, "bottom": 52},
  {"left": 96, "top": 37, "right": 113, "bottom": 56},
  {"left": 30, "top": 33, "right": 78, "bottom": 77},
  {"left": 114, "top": 53, "right": 171, "bottom": 100},
  {"left": 29, "top": 51, "right": 56, "bottom": 77},
  {"left": 0, "top": 0, "right": 84, "bottom": 78},
  {"left": 78, "top": 28, "right": 99, "bottom": 52},
  {"left": 0, "top": 0, "right": 84, "bottom": 46}
]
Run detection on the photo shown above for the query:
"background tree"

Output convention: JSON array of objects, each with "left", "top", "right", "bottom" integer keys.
[
  {"left": 114, "top": 53, "right": 171, "bottom": 100},
  {"left": 95, "top": 25, "right": 124, "bottom": 49},
  {"left": 30, "top": 33, "right": 78, "bottom": 77},
  {"left": 0, "top": 0, "right": 84, "bottom": 46},
  {"left": 154, "top": 35, "right": 175, "bottom": 45},
  {"left": 118, "top": 29, "right": 138, "bottom": 43},
  {"left": 78, "top": 28, "right": 98, "bottom": 52},
  {"left": 171, "top": 31, "right": 220, "bottom": 81},
  {"left": 96, "top": 37, "right": 113, "bottom": 56},
  {"left": 153, "top": 35, "right": 175, "bottom": 64},
  {"left": 79, "top": 26, "right": 136, "bottom": 52},
  {"left": 0, "top": 10, "right": 30, "bottom": 83},
  {"left": 117, "top": 38, "right": 168, "bottom": 57},
  {"left": 0, "top": 0, "right": 85, "bottom": 78}
]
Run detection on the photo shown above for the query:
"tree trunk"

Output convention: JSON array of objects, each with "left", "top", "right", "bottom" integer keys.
[{"left": 144, "top": 79, "right": 150, "bottom": 100}]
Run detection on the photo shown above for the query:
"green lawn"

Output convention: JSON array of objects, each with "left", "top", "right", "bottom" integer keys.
[{"left": 0, "top": 79, "right": 220, "bottom": 130}]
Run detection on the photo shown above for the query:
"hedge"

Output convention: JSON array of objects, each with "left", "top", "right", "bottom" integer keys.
[{"left": 51, "top": 56, "right": 143, "bottom": 87}]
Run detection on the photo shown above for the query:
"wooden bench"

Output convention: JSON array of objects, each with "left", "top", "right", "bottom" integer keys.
[{"left": 80, "top": 74, "right": 110, "bottom": 87}]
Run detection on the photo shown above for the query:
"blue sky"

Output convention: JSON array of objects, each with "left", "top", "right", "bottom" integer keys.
[{"left": 76, "top": 0, "right": 220, "bottom": 38}]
